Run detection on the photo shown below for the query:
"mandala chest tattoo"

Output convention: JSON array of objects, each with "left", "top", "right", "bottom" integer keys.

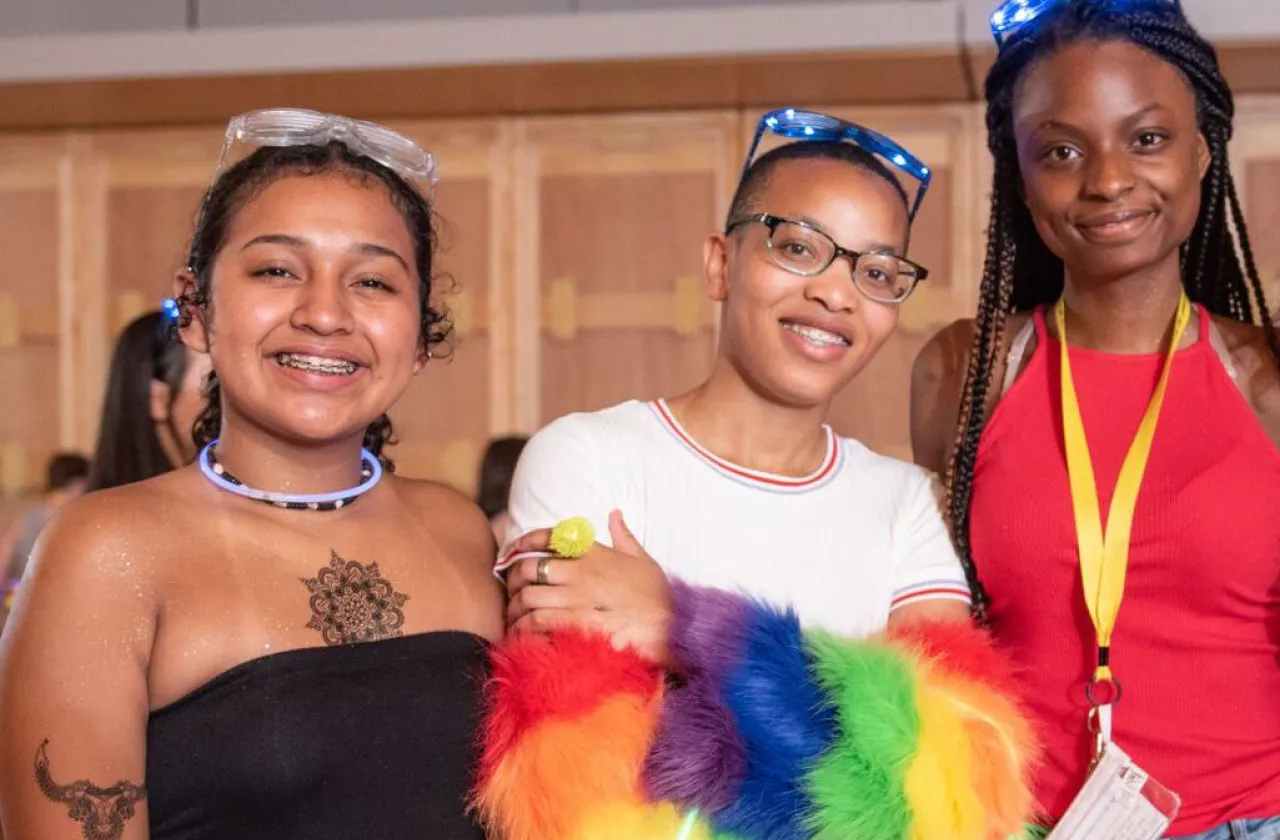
[
  {"left": 301, "top": 550, "right": 410, "bottom": 645},
  {"left": 35, "top": 740, "right": 146, "bottom": 840}
]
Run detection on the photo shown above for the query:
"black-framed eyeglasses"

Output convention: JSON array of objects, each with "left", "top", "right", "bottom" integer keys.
[{"left": 726, "top": 213, "right": 929, "bottom": 304}]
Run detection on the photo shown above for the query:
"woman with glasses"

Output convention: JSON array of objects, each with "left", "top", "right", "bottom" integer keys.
[
  {"left": 83, "top": 309, "right": 212, "bottom": 492},
  {"left": 0, "top": 111, "right": 502, "bottom": 840},
  {"left": 475, "top": 113, "right": 1038, "bottom": 840},
  {"left": 499, "top": 116, "right": 964, "bottom": 644},
  {"left": 911, "top": 1, "right": 1280, "bottom": 837}
]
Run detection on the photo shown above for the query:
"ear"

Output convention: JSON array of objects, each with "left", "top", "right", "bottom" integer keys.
[
  {"left": 174, "top": 270, "right": 211, "bottom": 354},
  {"left": 1196, "top": 131, "right": 1211, "bottom": 181},
  {"left": 149, "top": 378, "right": 174, "bottom": 424},
  {"left": 703, "top": 234, "right": 731, "bottom": 303}
]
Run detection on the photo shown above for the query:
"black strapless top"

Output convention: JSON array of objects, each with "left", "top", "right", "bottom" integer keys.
[{"left": 146, "top": 631, "right": 490, "bottom": 840}]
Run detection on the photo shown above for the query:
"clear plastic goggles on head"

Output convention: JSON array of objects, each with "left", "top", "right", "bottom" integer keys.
[
  {"left": 217, "top": 108, "right": 439, "bottom": 190},
  {"left": 740, "top": 108, "right": 932, "bottom": 222},
  {"left": 989, "top": 0, "right": 1181, "bottom": 48}
]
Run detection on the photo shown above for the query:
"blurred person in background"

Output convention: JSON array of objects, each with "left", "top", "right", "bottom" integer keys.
[
  {"left": 0, "top": 452, "right": 90, "bottom": 631},
  {"left": 474, "top": 435, "right": 527, "bottom": 544},
  {"left": 84, "top": 308, "right": 212, "bottom": 492}
]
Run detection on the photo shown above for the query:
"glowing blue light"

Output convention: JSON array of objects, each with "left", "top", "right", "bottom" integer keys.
[
  {"left": 803, "top": 126, "right": 814, "bottom": 136},
  {"left": 785, "top": 109, "right": 796, "bottom": 119},
  {"left": 161, "top": 297, "right": 181, "bottom": 322},
  {"left": 989, "top": 0, "right": 1064, "bottom": 45},
  {"left": 892, "top": 153, "right": 907, "bottom": 166},
  {"left": 921, "top": 166, "right": 930, "bottom": 175},
  {"left": 766, "top": 117, "right": 779, "bottom": 127}
]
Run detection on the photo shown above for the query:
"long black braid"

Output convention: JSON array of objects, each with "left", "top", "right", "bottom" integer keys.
[{"left": 948, "top": 0, "right": 1280, "bottom": 621}]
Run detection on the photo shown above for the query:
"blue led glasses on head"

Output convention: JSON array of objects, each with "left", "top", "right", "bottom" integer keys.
[
  {"left": 989, "top": 0, "right": 1181, "bottom": 47},
  {"left": 740, "top": 108, "right": 932, "bottom": 222}
]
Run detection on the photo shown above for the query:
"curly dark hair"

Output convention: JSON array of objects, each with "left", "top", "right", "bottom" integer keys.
[
  {"left": 947, "top": 0, "right": 1280, "bottom": 621},
  {"left": 178, "top": 141, "right": 451, "bottom": 470}
]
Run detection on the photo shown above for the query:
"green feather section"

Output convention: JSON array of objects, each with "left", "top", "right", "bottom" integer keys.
[{"left": 802, "top": 631, "right": 921, "bottom": 840}]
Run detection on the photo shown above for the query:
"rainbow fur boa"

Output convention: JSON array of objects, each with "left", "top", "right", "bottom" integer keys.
[{"left": 475, "top": 581, "right": 1040, "bottom": 840}]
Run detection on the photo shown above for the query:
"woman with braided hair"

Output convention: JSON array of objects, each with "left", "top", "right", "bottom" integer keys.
[{"left": 912, "top": 0, "right": 1280, "bottom": 837}]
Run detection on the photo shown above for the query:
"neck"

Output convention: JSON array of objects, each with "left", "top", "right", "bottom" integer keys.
[
  {"left": 1058, "top": 257, "right": 1190, "bottom": 354},
  {"left": 665, "top": 360, "right": 830, "bottom": 477},
  {"left": 211, "top": 422, "right": 370, "bottom": 497}
]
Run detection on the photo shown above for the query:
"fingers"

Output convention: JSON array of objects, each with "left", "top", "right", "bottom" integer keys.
[
  {"left": 510, "top": 608, "right": 608, "bottom": 637},
  {"left": 505, "top": 528, "right": 554, "bottom": 556},
  {"left": 608, "top": 509, "right": 643, "bottom": 557},
  {"left": 506, "top": 577, "right": 577, "bottom": 625},
  {"left": 505, "top": 554, "right": 567, "bottom": 596}
]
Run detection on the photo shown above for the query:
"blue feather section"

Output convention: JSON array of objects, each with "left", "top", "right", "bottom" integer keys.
[{"left": 712, "top": 601, "right": 835, "bottom": 840}]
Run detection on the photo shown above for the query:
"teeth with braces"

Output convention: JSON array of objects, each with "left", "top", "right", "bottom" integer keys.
[
  {"left": 782, "top": 322, "right": 850, "bottom": 347},
  {"left": 277, "top": 353, "right": 359, "bottom": 376}
]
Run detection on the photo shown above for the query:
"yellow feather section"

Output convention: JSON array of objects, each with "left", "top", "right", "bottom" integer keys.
[
  {"left": 922, "top": 666, "right": 1039, "bottom": 839},
  {"left": 571, "top": 802, "right": 711, "bottom": 840},
  {"left": 904, "top": 663, "right": 987, "bottom": 840}
]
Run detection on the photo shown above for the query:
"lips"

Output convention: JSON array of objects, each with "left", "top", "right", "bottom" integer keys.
[{"left": 1074, "top": 209, "right": 1155, "bottom": 244}]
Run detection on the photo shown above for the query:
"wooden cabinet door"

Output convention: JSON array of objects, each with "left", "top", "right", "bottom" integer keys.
[{"left": 510, "top": 111, "right": 741, "bottom": 431}]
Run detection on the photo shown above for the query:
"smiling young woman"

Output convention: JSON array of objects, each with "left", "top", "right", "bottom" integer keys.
[
  {"left": 0, "top": 112, "right": 503, "bottom": 840},
  {"left": 911, "top": 1, "right": 1280, "bottom": 837}
]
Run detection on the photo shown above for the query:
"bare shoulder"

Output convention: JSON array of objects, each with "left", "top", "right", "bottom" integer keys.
[
  {"left": 913, "top": 318, "right": 976, "bottom": 390},
  {"left": 29, "top": 471, "right": 195, "bottom": 586},
  {"left": 1210, "top": 315, "right": 1280, "bottom": 441},
  {"left": 911, "top": 313, "right": 1035, "bottom": 475},
  {"left": 389, "top": 475, "right": 495, "bottom": 561},
  {"left": 393, "top": 476, "right": 490, "bottom": 527}
]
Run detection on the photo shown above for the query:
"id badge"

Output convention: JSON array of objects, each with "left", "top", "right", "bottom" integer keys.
[{"left": 1047, "top": 741, "right": 1180, "bottom": 840}]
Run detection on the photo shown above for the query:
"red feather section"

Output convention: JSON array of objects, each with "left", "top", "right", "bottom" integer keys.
[
  {"left": 887, "top": 620, "right": 1022, "bottom": 700},
  {"left": 474, "top": 628, "right": 664, "bottom": 840}
]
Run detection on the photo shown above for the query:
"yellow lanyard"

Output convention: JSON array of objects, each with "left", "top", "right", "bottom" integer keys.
[{"left": 1055, "top": 294, "right": 1191, "bottom": 691}]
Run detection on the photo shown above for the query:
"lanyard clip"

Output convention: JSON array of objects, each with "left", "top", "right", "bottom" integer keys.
[{"left": 1084, "top": 648, "right": 1122, "bottom": 709}]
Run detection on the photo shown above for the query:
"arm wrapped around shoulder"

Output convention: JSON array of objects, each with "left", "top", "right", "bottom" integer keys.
[{"left": 475, "top": 580, "right": 1040, "bottom": 840}]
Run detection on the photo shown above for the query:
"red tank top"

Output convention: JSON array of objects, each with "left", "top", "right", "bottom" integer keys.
[{"left": 971, "top": 305, "right": 1280, "bottom": 834}]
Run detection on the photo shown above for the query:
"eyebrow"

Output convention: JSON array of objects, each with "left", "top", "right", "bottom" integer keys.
[
  {"left": 241, "top": 234, "right": 410, "bottom": 271},
  {"left": 792, "top": 215, "right": 901, "bottom": 256},
  {"left": 1034, "top": 104, "right": 1169, "bottom": 136}
]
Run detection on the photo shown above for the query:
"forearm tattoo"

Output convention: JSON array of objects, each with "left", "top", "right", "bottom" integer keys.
[
  {"left": 301, "top": 550, "right": 409, "bottom": 646},
  {"left": 34, "top": 740, "right": 146, "bottom": 840}
]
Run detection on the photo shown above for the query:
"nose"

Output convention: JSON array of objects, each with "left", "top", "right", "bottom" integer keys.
[
  {"left": 290, "top": 274, "right": 355, "bottom": 336},
  {"left": 1083, "top": 147, "right": 1136, "bottom": 202},
  {"left": 804, "top": 257, "right": 860, "bottom": 313}
]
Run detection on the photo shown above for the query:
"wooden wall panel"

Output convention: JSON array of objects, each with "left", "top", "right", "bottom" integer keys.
[
  {"left": 1234, "top": 97, "right": 1280, "bottom": 307},
  {"left": 386, "top": 119, "right": 510, "bottom": 493},
  {"left": 0, "top": 136, "right": 72, "bottom": 521},
  {"left": 5, "top": 95, "right": 1278, "bottom": 504},
  {"left": 513, "top": 112, "right": 739, "bottom": 429}
]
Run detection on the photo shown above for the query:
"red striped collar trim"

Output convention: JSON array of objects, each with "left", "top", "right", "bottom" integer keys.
[{"left": 650, "top": 399, "right": 841, "bottom": 492}]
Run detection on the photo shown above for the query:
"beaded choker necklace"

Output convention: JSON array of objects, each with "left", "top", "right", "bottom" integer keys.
[{"left": 198, "top": 439, "right": 382, "bottom": 511}]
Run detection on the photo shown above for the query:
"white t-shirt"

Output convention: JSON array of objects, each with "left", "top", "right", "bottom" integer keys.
[{"left": 500, "top": 399, "right": 970, "bottom": 637}]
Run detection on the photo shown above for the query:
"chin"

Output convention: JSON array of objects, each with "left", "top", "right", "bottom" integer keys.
[
  {"left": 760, "top": 372, "right": 849, "bottom": 410},
  {"left": 263, "top": 409, "right": 377, "bottom": 447}
]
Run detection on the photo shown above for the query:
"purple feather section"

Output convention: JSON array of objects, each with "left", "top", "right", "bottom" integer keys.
[
  {"left": 668, "top": 579, "right": 752, "bottom": 680},
  {"left": 644, "top": 670, "right": 747, "bottom": 811},
  {"left": 643, "top": 580, "right": 755, "bottom": 811}
]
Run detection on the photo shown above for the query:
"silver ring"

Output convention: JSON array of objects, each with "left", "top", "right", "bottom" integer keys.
[{"left": 536, "top": 557, "right": 551, "bottom": 586}]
